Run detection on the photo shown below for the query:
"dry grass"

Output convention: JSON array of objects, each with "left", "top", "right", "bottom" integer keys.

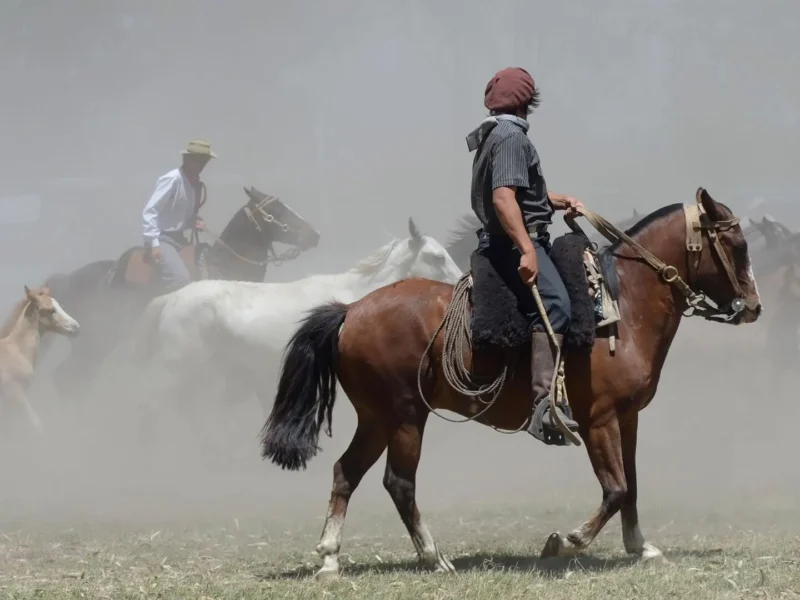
[{"left": 1, "top": 506, "right": 798, "bottom": 599}]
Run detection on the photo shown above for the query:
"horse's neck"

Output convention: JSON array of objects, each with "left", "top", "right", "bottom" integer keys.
[
  {"left": 211, "top": 213, "right": 269, "bottom": 281},
  {"left": 614, "top": 216, "right": 688, "bottom": 365},
  {"left": 8, "top": 304, "right": 41, "bottom": 363}
]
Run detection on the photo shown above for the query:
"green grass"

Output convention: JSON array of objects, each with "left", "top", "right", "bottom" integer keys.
[{"left": 1, "top": 506, "right": 799, "bottom": 599}]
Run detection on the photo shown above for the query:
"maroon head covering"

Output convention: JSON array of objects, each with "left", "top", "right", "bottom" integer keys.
[{"left": 484, "top": 67, "right": 536, "bottom": 113}]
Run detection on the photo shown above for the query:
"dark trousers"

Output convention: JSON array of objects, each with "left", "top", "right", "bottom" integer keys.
[{"left": 476, "top": 230, "right": 571, "bottom": 335}]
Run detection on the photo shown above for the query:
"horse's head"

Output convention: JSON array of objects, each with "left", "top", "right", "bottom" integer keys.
[
  {"left": 242, "top": 186, "right": 321, "bottom": 252},
  {"left": 690, "top": 188, "right": 763, "bottom": 325},
  {"left": 24, "top": 284, "right": 80, "bottom": 337},
  {"left": 403, "top": 218, "right": 463, "bottom": 284}
]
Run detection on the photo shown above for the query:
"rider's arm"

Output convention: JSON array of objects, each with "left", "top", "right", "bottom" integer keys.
[
  {"left": 491, "top": 134, "right": 535, "bottom": 255},
  {"left": 493, "top": 188, "right": 535, "bottom": 255},
  {"left": 142, "top": 174, "right": 178, "bottom": 247}
]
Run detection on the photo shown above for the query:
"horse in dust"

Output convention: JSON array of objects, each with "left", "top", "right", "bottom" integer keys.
[
  {"left": 39, "top": 187, "right": 320, "bottom": 405},
  {"left": 122, "top": 217, "right": 462, "bottom": 451},
  {"left": 0, "top": 285, "right": 80, "bottom": 435},
  {"left": 260, "top": 188, "right": 762, "bottom": 578}
]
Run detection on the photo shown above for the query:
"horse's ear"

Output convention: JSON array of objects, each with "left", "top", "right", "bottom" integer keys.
[
  {"left": 24, "top": 285, "right": 33, "bottom": 299},
  {"left": 697, "top": 187, "right": 725, "bottom": 221},
  {"left": 408, "top": 217, "right": 423, "bottom": 241},
  {"left": 633, "top": 208, "right": 639, "bottom": 217}
]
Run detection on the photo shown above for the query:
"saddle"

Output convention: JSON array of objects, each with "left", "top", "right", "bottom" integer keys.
[
  {"left": 469, "top": 232, "right": 621, "bottom": 352},
  {"left": 111, "top": 241, "right": 207, "bottom": 288}
]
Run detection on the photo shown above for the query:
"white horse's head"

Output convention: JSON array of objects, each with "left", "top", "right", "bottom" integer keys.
[{"left": 387, "top": 218, "right": 463, "bottom": 284}]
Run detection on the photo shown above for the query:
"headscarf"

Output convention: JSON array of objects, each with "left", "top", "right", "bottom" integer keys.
[{"left": 483, "top": 67, "right": 536, "bottom": 113}]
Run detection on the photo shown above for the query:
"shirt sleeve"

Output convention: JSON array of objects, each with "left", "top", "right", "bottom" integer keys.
[
  {"left": 142, "top": 173, "right": 178, "bottom": 247},
  {"left": 491, "top": 134, "right": 531, "bottom": 190}
]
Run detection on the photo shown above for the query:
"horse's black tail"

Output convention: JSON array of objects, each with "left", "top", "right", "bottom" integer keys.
[{"left": 260, "top": 301, "right": 348, "bottom": 471}]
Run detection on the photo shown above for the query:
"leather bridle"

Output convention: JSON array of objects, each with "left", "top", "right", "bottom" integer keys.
[{"left": 570, "top": 188, "right": 757, "bottom": 323}]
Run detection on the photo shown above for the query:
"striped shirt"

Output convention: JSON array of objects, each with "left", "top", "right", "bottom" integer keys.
[{"left": 470, "top": 118, "right": 552, "bottom": 236}]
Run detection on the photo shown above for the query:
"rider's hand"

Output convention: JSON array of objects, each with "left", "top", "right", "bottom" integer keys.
[
  {"left": 195, "top": 217, "right": 206, "bottom": 232},
  {"left": 150, "top": 246, "right": 162, "bottom": 264},
  {"left": 518, "top": 249, "right": 539, "bottom": 285},
  {"left": 563, "top": 196, "right": 584, "bottom": 218}
]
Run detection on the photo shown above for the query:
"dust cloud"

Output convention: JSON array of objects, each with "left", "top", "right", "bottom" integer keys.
[{"left": 0, "top": 0, "right": 798, "bottom": 533}]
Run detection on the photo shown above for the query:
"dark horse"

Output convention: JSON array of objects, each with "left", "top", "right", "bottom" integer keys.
[
  {"left": 260, "top": 188, "right": 762, "bottom": 578},
  {"left": 40, "top": 186, "right": 320, "bottom": 403}
]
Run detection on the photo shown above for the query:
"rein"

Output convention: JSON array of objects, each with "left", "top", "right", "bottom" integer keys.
[
  {"left": 202, "top": 195, "right": 305, "bottom": 268},
  {"left": 568, "top": 190, "right": 748, "bottom": 323}
]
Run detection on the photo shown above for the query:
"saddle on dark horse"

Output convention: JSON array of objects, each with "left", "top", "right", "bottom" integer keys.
[{"left": 111, "top": 236, "right": 206, "bottom": 288}]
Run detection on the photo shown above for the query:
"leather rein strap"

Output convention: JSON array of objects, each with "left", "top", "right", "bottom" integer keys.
[{"left": 567, "top": 189, "right": 745, "bottom": 322}]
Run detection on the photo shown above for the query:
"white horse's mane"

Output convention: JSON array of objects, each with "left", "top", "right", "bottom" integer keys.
[{"left": 351, "top": 238, "right": 408, "bottom": 276}]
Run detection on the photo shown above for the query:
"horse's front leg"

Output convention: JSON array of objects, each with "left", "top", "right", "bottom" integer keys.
[
  {"left": 7, "top": 383, "right": 44, "bottom": 437},
  {"left": 619, "top": 413, "right": 664, "bottom": 561},
  {"left": 540, "top": 411, "right": 627, "bottom": 558}
]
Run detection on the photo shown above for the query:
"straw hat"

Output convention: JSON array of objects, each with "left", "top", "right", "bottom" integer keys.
[{"left": 181, "top": 139, "right": 217, "bottom": 159}]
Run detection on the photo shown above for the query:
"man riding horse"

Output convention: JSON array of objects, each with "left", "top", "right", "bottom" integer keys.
[
  {"left": 466, "top": 67, "right": 583, "bottom": 445},
  {"left": 142, "top": 139, "right": 214, "bottom": 293}
]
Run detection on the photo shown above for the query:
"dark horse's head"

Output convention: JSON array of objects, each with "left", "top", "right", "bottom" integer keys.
[
  {"left": 209, "top": 186, "right": 321, "bottom": 281},
  {"left": 689, "top": 188, "right": 763, "bottom": 325}
]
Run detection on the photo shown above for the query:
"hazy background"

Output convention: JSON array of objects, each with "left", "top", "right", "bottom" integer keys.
[{"left": 0, "top": 0, "right": 798, "bottom": 530}]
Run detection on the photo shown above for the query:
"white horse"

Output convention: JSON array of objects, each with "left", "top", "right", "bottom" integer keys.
[{"left": 120, "top": 218, "right": 462, "bottom": 452}]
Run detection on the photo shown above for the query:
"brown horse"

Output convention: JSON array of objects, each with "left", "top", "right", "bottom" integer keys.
[
  {"left": 0, "top": 285, "right": 80, "bottom": 435},
  {"left": 260, "top": 188, "right": 762, "bottom": 578}
]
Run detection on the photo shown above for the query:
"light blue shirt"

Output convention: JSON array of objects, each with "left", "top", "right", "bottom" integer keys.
[{"left": 142, "top": 167, "right": 201, "bottom": 247}]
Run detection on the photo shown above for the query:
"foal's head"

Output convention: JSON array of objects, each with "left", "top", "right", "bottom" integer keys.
[
  {"left": 692, "top": 189, "right": 762, "bottom": 325},
  {"left": 24, "top": 285, "right": 81, "bottom": 337}
]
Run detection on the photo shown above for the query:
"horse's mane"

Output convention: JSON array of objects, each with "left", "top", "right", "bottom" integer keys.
[
  {"left": 446, "top": 214, "right": 481, "bottom": 247},
  {"left": 609, "top": 204, "right": 684, "bottom": 251},
  {"left": 0, "top": 296, "right": 31, "bottom": 339},
  {"left": 352, "top": 238, "right": 405, "bottom": 276}
]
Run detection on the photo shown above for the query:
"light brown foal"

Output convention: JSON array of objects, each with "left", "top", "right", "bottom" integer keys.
[{"left": 0, "top": 285, "right": 80, "bottom": 434}]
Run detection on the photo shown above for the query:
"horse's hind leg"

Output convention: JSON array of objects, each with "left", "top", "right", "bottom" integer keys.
[
  {"left": 619, "top": 414, "right": 663, "bottom": 561},
  {"left": 383, "top": 414, "right": 455, "bottom": 573},
  {"left": 315, "top": 415, "right": 388, "bottom": 580},
  {"left": 541, "top": 413, "right": 627, "bottom": 558}
]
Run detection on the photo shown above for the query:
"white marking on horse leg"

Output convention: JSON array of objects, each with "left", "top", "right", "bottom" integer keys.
[
  {"left": 314, "top": 508, "right": 344, "bottom": 579},
  {"left": 409, "top": 518, "right": 455, "bottom": 573},
  {"left": 623, "top": 521, "right": 664, "bottom": 561}
]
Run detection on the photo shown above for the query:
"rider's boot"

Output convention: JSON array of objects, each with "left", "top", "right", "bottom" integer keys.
[{"left": 525, "top": 331, "right": 580, "bottom": 445}]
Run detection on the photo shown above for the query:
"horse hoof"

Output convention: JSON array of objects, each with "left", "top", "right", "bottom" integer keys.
[
  {"left": 314, "top": 567, "right": 340, "bottom": 581},
  {"left": 432, "top": 554, "right": 456, "bottom": 574},
  {"left": 639, "top": 544, "right": 667, "bottom": 563},
  {"left": 540, "top": 532, "right": 566, "bottom": 559}
]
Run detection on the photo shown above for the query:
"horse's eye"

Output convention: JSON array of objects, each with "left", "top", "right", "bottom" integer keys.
[{"left": 731, "top": 244, "right": 748, "bottom": 262}]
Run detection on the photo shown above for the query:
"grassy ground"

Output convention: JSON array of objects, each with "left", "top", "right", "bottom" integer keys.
[{"left": 1, "top": 505, "right": 798, "bottom": 600}]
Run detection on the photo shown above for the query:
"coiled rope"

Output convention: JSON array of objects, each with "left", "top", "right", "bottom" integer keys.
[{"left": 416, "top": 271, "right": 581, "bottom": 444}]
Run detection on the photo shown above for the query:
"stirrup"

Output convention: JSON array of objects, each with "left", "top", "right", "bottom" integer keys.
[{"left": 529, "top": 397, "right": 579, "bottom": 447}]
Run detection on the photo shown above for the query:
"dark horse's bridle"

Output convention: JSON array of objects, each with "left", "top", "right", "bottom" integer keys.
[
  {"left": 200, "top": 194, "right": 307, "bottom": 270},
  {"left": 572, "top": 188, "right": 756, "bottom": 323}
]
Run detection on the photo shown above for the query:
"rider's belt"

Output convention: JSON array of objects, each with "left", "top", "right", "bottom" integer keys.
[
  {"left": 161, "top": 231, "right": 190, "bottom": 245},
  {"left": 528, "top": 223, "right": 548, "bottom": 237}
]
